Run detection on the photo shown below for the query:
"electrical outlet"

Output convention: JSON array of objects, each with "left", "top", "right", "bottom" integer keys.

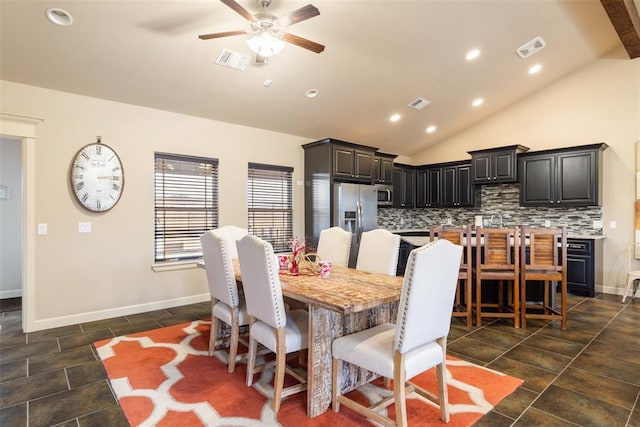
[
  {"left": 544, "top": 220, "right": 551, "bottom": 227},
  {"left": 610, "top": 220, "right": 617, "bottom": 229},
  {"left": 447, "top": 218, "right": 453, "bottom": 225},
  {"left": 79, "top": 222, "right": 92, "bottom": 233},
  {"left": 37, "top": 223, "right": 47, "bottom": 235},
  {"left": 592, "top": 220, "right": 603, "bottom": 229}
]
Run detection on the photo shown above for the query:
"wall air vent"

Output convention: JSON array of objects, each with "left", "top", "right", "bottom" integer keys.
[
  {"left": 516, "top": 36, "right": 546, "bottom": 59},
  {"left": 408, "top": 97, "right": 431, "bottom": 110},
  {"left": 215, "top": 48, "right": 251, "bottom": 71}
]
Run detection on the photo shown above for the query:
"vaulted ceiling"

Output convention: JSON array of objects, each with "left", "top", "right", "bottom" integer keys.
[{"left": 0, "top": 1, "right": 635, "bottom": 156}]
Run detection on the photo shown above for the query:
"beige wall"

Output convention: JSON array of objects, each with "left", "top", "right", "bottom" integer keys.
[
  {"left": 1, "top": 80, "right": 311, "bottom": 331},
  {"left": 412, "top": 47, "right": 640, "bottom": 293}
]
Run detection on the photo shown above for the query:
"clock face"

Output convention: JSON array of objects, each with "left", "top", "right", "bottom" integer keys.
[{"left": 70, "top": 143, "right": 124, "bottom": 212}]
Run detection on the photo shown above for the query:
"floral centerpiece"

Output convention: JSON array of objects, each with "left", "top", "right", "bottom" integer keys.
[{"left": 288, "top": 236, "right": 306, "bottom": 275}]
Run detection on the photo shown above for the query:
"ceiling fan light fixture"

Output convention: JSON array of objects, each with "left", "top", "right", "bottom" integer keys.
[{"left": 246, "top": 32, "right": 285, "bottom": 58}]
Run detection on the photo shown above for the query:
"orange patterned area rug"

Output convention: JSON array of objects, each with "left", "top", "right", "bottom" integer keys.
[{"left": 95, "top": 320, "right": 522, "bottom": 426}]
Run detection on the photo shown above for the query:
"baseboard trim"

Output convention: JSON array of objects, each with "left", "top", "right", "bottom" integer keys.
[
  {"left": 0, "top": 289, "right": 22, "bottom": 299},
  {"left": 30, "top": 293, "right": 210, "bottom": 332}
]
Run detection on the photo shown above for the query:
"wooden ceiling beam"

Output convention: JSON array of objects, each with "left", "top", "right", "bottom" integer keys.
[{"left": 601, "top": 0, "right": 640, "bottom": 58}]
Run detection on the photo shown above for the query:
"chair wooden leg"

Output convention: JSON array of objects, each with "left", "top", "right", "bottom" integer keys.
[
  {"left": 209, "top": 314, "right": 219, "bottom": 355},
  {"left": 228, "top": 308, "right": 240, "bottom": 373},
  {"left": 393, "top": 351, "right": 408, "bottom": 427},
  {"left": 332, "top": 357, "right": 341, "bottom": 412},
  {"left": 246, "top": 319, "right": 257, "bottom": 387},
  {"left": 476, "top": 276, "right": 482, "bottom": 327},
  {"left": 465, "top": 278, "right": 473, "bottom": 327},
  {"left": 272, "top": 328, "right": 286, "bottom": 413},
  {"left": 435, "top": 337, "right": 450, "bottom": 423},
  {"left": 520, "top": 279, "right": 527, "bottom": 328},
  {"left": 560, "top": 280, "right": 568, "bottom": 330},
  {"left": 513, "top": 276, "right": 520, "bottom": 328}
]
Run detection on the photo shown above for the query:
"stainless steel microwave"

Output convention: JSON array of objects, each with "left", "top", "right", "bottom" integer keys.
[{"left": 376, "top": 184, "right": 393, "bottom": 207}]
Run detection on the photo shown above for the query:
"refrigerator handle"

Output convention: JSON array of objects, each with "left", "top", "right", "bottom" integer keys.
[{"left": 357, "top": 201, "right": 363, "bottom": 237}]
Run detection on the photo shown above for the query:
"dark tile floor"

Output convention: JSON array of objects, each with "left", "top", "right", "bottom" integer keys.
[{"left": 0, "top": 294, "right": 638, "bottom": 426}]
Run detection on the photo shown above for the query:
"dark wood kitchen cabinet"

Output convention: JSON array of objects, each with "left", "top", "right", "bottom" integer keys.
[
  {"left": 567, "top": 238, "right": 603, "bottom": 297},
  {"left": 332, "top": 142, "right": 376, "bottom": 182},
  {"left": 469, "top": 145, "right": 529, "bottom": 184},
  {"left": 518, "top": 143, "right": 607, "bottom": 207},
  {"left": 416, "top": 165, "right": 443, "bottom": 208},
  {"left": 442, "top": 161, "right": 474, "bottom": 207},
  {"left": 373, "top": 153, "right": 395, "bottom": 184},
  {"left": 392, "top": 164, "right": 416, "bottom": 208}
]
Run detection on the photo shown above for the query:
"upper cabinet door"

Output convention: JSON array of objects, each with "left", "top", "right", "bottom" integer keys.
[
  {"left": 556, "top": 150, "right": 597, "bottom": 205},
  {"left": 333, "top": 147, "right": 355, "bottom": 178},
  {"left": 519, "top": 154, "right": 556, "bottom": 206},
  {"left": 354, "top": 149, "right": 374, "bottom": 180}
]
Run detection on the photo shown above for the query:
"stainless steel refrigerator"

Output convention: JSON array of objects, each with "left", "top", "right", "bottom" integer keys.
[{"left": 333, "top": 183, "right": 377, "bottom": 267}]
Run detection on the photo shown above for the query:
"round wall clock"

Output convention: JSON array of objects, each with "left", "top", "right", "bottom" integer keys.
[{"left": 70, "top": 138, "right": 124, "bottom": 212}]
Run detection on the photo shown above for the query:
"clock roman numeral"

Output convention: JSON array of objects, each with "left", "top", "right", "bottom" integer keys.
[
  {"left": 81, "top": 193, "right": 89, "bottom": 203},
  {"left": 96, "top": 145, "right": 102, "bottom": 155},
  {"left": 112, "top": 183, "right": 120, "bottom": 191},
  {"left": 76, "top": 181, "right": 85, "bottom": 191},
  {"left": 96, "top": 200, "right": 101, "bottom": 210},
  {"left": 81, "top": 152, "right": 90, "bottom": 160},
  {"left": 113, "top": 176, "right": 121, "bottom": 181}
]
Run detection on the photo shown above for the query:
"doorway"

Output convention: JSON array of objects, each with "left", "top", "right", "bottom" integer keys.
[{"left": 0, "top": 136, "right": 23, "bottom": 312}]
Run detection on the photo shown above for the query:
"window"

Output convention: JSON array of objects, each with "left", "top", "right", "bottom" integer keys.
[
  {"left": 154, "top": 152, "right": 219, "bottom": 262},
  {"left": 247, "top": 163, "right": 293, "bottom": 253}
]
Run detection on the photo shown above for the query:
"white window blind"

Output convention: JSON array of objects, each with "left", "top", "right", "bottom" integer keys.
[
  {"left": 154, "top": 152, "right": 219, "bottom": 262},
  {"left": 247, "top": 162, "right": 293, "bottom": 253}
]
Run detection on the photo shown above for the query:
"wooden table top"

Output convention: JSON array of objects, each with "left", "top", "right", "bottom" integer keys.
[{"left": 230, "top": 259, "right": 403, "bottom": 314}]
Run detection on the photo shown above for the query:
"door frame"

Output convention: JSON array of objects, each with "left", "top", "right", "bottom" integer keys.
[{"left": 1, "top": 112, "right": 43, "bottom": 332}]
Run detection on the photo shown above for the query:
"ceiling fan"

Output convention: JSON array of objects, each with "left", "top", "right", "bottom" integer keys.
[{"left": 199, "top": 0, "right": 325, "bottom": 63}]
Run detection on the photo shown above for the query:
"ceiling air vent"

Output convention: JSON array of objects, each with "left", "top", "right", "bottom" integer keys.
[
  {"left": 408, "top": 97, "right": 431, "bottom": 110},
  {"left": 215, "top": 49, "right": 251, "bottom": 71},
  {"left": 516, "top": 36, "right": 546, "bottom": 59}
]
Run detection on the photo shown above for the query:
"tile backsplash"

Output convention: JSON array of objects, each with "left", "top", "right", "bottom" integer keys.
[{"left": 377, "top": 183, "right": 603, "bottom": 236}]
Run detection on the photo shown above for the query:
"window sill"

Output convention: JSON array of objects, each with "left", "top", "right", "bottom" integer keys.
[{"left": 151, "top": 259, "right": 201, "bottom": 272}]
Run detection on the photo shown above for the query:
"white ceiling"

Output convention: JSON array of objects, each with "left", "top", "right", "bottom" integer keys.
[{"left": 0, "top": 0, "right": 624, "bottom": 156}]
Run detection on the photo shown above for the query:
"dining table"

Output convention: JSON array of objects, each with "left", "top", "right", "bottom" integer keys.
[{"left": 221, "top": 258, "right": 405, "bottom": 418}]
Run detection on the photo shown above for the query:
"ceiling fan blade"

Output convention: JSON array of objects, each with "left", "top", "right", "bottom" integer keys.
[
  {"left": 282, "top": 32, "right": 325, "bottom": 53},
  {"left": 275, "top": 4, "right": 320, "bottom": 27},
  {"left": 220, "top": 0, "right": 258, "bottom": 22},
  {"left": 198, "top": 30, "right": 247, "bottom": 40}
]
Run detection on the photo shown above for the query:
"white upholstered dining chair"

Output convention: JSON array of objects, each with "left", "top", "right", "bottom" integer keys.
[
  {"left": 236, "top": 234, "right": 308, "bottom": 414},
  {"left": 332, "top": 239, "right": 463, "bottom": 425},
  {"left": 355, "top": 228, "right": 401, "bottom": 276},
  {"left": 200, "top": 228, "right": 249, "bottom": 372},
  {"left": 622, "top": 242, "right": 640, "bottom": 303},
  {"left": 315, "top": 226, "right": 352, "bottom": 267},
  {"left": 209, "top": 225, "right": 247, "bottom": 259}
]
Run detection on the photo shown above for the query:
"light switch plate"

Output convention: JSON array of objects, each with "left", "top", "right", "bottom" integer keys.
[
  {"left": 37, "top": 223, "right": 47, "bottom": 235},
  {"left": 610, "top": 220, "right": 617, "bottom": 229},
  {"left": 544, "top": 220, "right": 551, "bottom": 227},
  {"left": 592, "top": 220, "right": 603, "bottom": 229},
  {"left": 79, "top": 222, "right": 92, "bottom": 233}
]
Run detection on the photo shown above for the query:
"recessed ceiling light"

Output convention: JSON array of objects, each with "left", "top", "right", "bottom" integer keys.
[
  {"left": 45, "top": 8, "right": 73, "bottom": 26},
  {"left": 426, "top": 125, "right": 437, "bottom": 134},
  {"left": 305, "top": 89, "right": 318, "bottom": 98},
  {"left": 528, "top": 64, "right": 542, "bottom": 74},
  {"left": 389, "top": 114, "right": 401, "bottom": 122},
  {"left": 472, "top": 98, "right": 484, "bottom": 107},
  {"left": 263, "top": 79, "right": 273, "bottom": 87},
  {"left": 466, "top": 49, "right": 480, "bottom": 61}
]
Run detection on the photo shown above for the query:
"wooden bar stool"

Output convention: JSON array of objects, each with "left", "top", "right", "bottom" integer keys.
[
  {"left": 520, "top": 225, "right": 568, "bottom": 329},
  {"left": 430, "top": 224, "right": 473, "bottom": 327},
  {"left": 475, "top": 226, "right": 520, "bottom": 328}
]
